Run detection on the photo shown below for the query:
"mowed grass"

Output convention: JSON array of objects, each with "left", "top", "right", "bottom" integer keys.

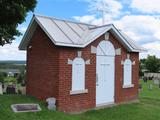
[{"left": 0, "top": 80, "right": 160, "bottom": 120}]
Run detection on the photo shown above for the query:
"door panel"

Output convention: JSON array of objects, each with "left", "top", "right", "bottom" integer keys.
[
  {"left": 96, "top": 40, "right": 115, "bottom": 106},
  {"left": 96, "top": 56, "right": 115, "bottom": 105}
]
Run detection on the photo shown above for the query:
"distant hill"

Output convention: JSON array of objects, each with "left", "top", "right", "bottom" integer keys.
[{"left": 0, "top": 60, "right": 26, "bottom": 65}]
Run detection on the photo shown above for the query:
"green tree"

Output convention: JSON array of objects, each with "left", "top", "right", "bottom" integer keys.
[
  {"left": 17, "top": 71, "right": 26, "bottom": 84},
  {"left": 144, "top": 55, "right": 160, "bottom": 73},
  {"left": 0, "top": 72, "right": 7, "bottom": 83},
  {"left": 4, "top": 77, "right": 17, "bottom": 84},
  {"left": 139, "top": 59, "right": 146, "bottom": 77},
  {"left": 0, "top": 0, "right": 37, "bottom": 46}
]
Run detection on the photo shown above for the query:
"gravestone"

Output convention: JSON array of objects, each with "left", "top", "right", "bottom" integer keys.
[
  {"left": 0, "top": 82, "right": 3, "bottom": 95},
  {"left": 11, "top": 104, "right": 41, "bottom": 113},
  {"left": 46, "top": 97, "right": 56, "bottom": 110},
  {"left": 148, "top": 84, "right": 153, "bottom": 90},
  {"left": 6, "top": 85, "right": 16, "bottom": 94}
]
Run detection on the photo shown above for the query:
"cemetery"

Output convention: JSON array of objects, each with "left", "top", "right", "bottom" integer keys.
[
  {"left": 0, "top": 0, "right": 159, "bottom": 119},
  {"left": 0, "top": 80, "right": 160, "bottom": 120},
  {"left": 144, "top": 73, "right": 160, "bottom": 85}
]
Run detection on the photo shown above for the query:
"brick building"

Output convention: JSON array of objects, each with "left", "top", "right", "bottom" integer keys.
[{"left": 19, "top": 15, "right": 145, "bottom": 113}]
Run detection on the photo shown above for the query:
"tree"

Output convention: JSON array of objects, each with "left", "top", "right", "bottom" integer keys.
[
  {"left": 144, "top": 55, "right": 160, "bottom": 73},
  {"left": 0, "top": 72, "right": 7, "bottom": 83},
  {"left": 139, "top": 59, "right": 146, "bottom": 77},
  {"left": 4, "top": 77, "right": 17, "bottom": 84},
  {"left": 0, "top": 0, "right": 37, "bottom": 46}
]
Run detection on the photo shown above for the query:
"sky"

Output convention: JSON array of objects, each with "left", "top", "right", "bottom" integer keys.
[{"left": 0, "top": 0, "right": 160, "bottom": 60}]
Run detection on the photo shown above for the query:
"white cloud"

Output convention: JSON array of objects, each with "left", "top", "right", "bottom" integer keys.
[
  {"left": 142, "top": 41, "right": 160, "bottom": 51},
  {"left": 131, "top": 0, "right": 160, "bottom": 13},
  {"left": 73, "top": 14, "right": 160, "bottom": 58},
  {"left": 140, "top": 42, "right": 160, "bottom": 58},
  {"left": 0, "top": 41, "right": 26, "bottom": 60},
  {"left": 0, "top": 26, "right": 27, "bottom": 60},
  {"left": 18, "top": 26, "right": 27, "bottom": 33},
  {"left": 114, "top": 15, "right": 160, "bottom": 34},
  {"left": 140, "top": 50, "right": 160, "bottom": 59},
  {"left": 73, "top": 15, "right": 96, "bottom": 23},
  {"left": 74, "top": 14, "right": 160, "bottom": 42},
  {"left": 123, "top": 31, "right": 142, "bottom": 42},
  {"left": 75, "top": 0, "right": 122, "bottom": 25},
  {"left": 154, "top": 30, "right": 160, "bottom": 40},
  {"left": 73, "top": 15, "right": 104, "bottom": 25},
  {"left": 113, "top": 15, "right": 160, "bottom": 58},
  {"left": 88, "top": 0, "right": 122, "bottom": 17},
  {"left": 114, "top": 15, "right": 160, "bottom": 42}
]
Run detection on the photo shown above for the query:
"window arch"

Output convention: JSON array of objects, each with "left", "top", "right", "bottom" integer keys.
[
  {"left": 123, "top": 59, "right": 132, "bottom": 87},
  {"left": 72, "top": 57, "right": 85, "bottom": 91},
  {"left": 97, "top": 40, "right": 115, "bottom": 56}
]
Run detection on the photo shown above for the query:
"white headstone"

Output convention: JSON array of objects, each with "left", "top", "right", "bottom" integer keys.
[
  {"left": 46, "top": 97, "right": 56, "bottom": 110},
  {"left": 0, "top": 82, "right": 3, "bottom": 95}
]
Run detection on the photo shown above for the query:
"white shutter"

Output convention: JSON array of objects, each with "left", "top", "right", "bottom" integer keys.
[
  {"left": 72, "top": 58, "right": 85, "bottom": 91},
  {"left": 123, "top": 59, "right": 132, "bottom": 86}
]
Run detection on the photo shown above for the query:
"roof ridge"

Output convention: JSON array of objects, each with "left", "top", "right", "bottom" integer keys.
[
  {"left": 89, "top": 24, "right": 113, "bottom": 29},
  {"left": 34, "top": 14, "right": 96, "bottom": 27}
]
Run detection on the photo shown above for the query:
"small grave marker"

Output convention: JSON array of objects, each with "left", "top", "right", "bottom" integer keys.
[
  {"left": 46, "top": 97, "right": 56, "bottom": 111},
  {"left": 148, "top": 84, "right": 153, "bottom": 91},
  {"left": 0, "top": 82, "right": 3, "bottom": 95},
  {"left": 11, "top": 104, "right": 41, "bottom": 113}
]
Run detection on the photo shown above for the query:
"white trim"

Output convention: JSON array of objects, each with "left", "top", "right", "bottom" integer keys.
[
  {"left": 105, "top": 32, "right": 109, "bottom": 40},
  {"left": 91, "top": 46, "right": 97, "bottom": 54},
  {"left": 127, "top": 54, "right": 130, "bottom": 59},
  {"left": 132, "top": 61, "right": 136, "bottom": 65},
  {"left": 96, "top": 102, "right": 114, "bottom": 107},
  {"left": 77, "top": 51, "right": 82, "bottom": 57},
  {"left": 70, "top": 89, "right": 88, "bottom": 95},
  {"left": 96, "top": 40, "right": 115, "bottom": 105},
  {"left": 19, "top": 17, "right": 37, "bottom": 50},
  {"left": 85, "top": 59, "right": 90, "bottom": 64},
  {"left": 123, "top": 59, "right": 132, "bottom": 87},
  {"left": 115, "top": 48, "right": 121, "bottom": 55},
  {"left": 72, "top": 57, "right": 85, "bottom": 91},
  {"left": 123, "top": 84, "right": 134, "bottom": 88},
  {"left": 121, "top": 60, "right": 124, "bottom": 65},
  {"left": 68, "top": 59, "right": 73, "bottom": 64}
]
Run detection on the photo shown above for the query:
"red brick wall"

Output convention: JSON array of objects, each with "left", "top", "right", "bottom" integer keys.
[
  {"left": 58, "top": 44, "right": 96, "bottom": 112},
  {"left": 27, "top": 26, "right": 139, "bottom": 113},
  {"left": 109, "top": 33, "right": 139, "bottom": 103},
  {"left": 57, "top": 33, "right": 139, "bottom": 112},
  {"left": 27, "top": 26, "right": 59, "bottom": 100}
]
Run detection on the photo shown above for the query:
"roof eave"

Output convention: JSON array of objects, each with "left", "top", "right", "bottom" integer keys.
[{"left": 19, "top": 15, "right": 37, "bottom": 50}]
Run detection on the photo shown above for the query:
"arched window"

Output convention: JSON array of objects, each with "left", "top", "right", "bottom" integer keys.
[
  {"left": 123, "top": 59, "right": 132, "bottom": 87},
  {"left": 72, "top": 57, "right": 85, "bottom": 91}
]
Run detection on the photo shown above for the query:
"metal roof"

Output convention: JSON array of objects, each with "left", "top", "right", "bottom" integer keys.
[{"left": 19, "top": 14, "right": 146, "bottom": 52}]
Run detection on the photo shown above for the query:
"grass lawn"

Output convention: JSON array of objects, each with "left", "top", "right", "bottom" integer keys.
[{"left": 0, "top": 80, "right": 160, "bottom": 120}]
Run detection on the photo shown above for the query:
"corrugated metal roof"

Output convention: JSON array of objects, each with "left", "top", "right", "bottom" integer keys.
[{"left": 19, "top": 14, "right": 146, "bottom": 52}]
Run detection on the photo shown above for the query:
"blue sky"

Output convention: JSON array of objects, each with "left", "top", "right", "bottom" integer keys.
[{"left": 0, "top": 0, "right": 160, "bottom": 60}]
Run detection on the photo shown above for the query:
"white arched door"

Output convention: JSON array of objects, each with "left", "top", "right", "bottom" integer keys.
[{"left": 96, "top": 40, "right": 115, "bottom": 106}]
